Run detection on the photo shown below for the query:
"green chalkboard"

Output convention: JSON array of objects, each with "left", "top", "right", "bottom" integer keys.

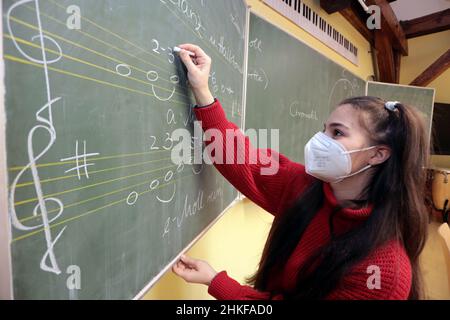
[
  {"left": 366, "top": 81, "right": 435, "bottom": 143},
  {"left": 3, "top": 0, "right": 246, "bottom": 299},
  {"left": 245, "top": 13, "right": 366, "bottom": 163}
]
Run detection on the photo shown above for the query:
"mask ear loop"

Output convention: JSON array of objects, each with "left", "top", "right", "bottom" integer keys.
[
  {"left": 333, "top": 146, "right": 378, "bottom": 183},
  {"left": 343, "top": 146, "right": 377, "bottom": 155},
  {"left": 335, "top": 164, "right": 373, "bottom": 181}
]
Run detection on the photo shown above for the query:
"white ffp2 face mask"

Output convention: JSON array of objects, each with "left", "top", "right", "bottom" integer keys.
[{"left": 304, "top": 132, "right": 377, "bottom": 184}]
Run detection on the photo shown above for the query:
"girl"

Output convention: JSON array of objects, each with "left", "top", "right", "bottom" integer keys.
[{"left": 172, "top": 44, "right": 430, "bottom": 300}]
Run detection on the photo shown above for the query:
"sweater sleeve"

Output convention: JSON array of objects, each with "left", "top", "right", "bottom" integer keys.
[
  {"left": 194, "top": 99, "right": 298, "bottom": 216},
  {"left": 209, "top": 241, "right": 412, "bottom": 300},
  {"left": 326, "top": 240, "right": 412, "bottom": 300},
  {"left": 208, "top": 271, "right": 284, "bottom": 300}
]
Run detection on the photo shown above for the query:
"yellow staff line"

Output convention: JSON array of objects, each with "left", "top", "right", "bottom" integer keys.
[
  {"left": 7, "top": 14, "right": 235, "bottom": 109},
  {"left": 14, "top": 163, "right": 176, "bottom": 207},
  {"left": 12, "top": 172, "right": 194, "bottom": 242},
  {"left": 4, "top": 34, "right": 191, "bottom": 100},
  {"left": 29, "top": 1, "right": 241, "bottom": 107},
  {"left": 48, "top": 0, "right": 168, "bottom": 66},
  {"left": 4, "top": 54, "right": 190, "bottom": 106},
  {"left": 10, "top": 11, "right": 235, "bottom": 110},
  {"left": 8, "top": 14, "right": 180, "bottom": 87},
  {"left": 4, "top": 34, "right": 189, "bottom": 98},
  {"left": 48, "top": 0, "right": 236, "bottom": 75},
  {"left": 40, "top": 0, "right": 239, "bottom": 107},
  {"left": 9, "top": 149, "right": 170, "bottom": 172},
  {"left": 14, "top": 156, "right": 173, "bottom": 189},
  {"left": 6, "top": 17, "right": 229, "bottom": 110},
  {"left": 19, "top": 169, "right": 178, "bottom": 223},
  {"left": 23, "top": 4, "right": 170, "bottom": 73}
]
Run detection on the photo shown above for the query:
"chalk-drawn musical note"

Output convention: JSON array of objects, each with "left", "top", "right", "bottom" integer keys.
[
  {"left": 7, "top": 0, "right": 66, "bottom": 274},
  {"left": 156, "top": 170, "right": 176, "bottom": 203},
  {"left": 145, "top": 70, "right": 178, "bottom": 101}
]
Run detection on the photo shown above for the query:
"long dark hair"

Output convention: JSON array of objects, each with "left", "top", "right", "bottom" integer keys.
[{"left": 246, "top": 96, "right": 430, "bottom": 299}]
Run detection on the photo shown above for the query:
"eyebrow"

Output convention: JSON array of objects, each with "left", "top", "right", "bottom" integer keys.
[{"left": 324, "top": 122, "right": 350, "bottom": 130}]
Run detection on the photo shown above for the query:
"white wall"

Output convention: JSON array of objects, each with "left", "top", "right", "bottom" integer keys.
[{"left": 390, "top": 0, "right": 450, "bottom": 21}]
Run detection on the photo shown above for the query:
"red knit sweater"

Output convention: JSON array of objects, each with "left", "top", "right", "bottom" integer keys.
[{"left": 194, "top": 99, "right": 412, "bottom": 300}]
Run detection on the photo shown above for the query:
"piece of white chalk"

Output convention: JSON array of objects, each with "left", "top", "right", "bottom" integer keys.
[{"left": 173, "top": 46, "right": 196, "bottom": 57}]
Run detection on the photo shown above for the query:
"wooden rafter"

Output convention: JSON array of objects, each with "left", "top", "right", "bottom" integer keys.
[
  {"left": 401, "top": 9, "right": 450, "bottom": 39},
  {"left": 320, "top": 0, "right": 352, "bottom": 15},
  {"left": 374, "top": 30, "right": 396, "bottom": 83},
  {"left": 320, "top": 0, "right": 408, "bottom": 83},
  {"left": 410, "top": 48, "right": 450, "bottom": 87},
  {"left": 365, "top": 0, "right": 408, "bottom": 56},
  {"left": 394, "top": 50, "right": 401, "bottom": 84},
  {"left": 320, "top": 0, "right": 397, "bottom": 15},
  {"left": 340, "top": 6, "right": 374, "bottom": 44}
]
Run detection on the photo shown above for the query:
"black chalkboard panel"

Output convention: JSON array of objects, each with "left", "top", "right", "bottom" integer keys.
[{"left": 3, "top": 0, "right": 246, "bottom": 299}]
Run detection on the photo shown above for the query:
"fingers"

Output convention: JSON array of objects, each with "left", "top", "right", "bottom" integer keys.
[
  {"left": 178, "top": 44, "right": 207, "bottom": 59},
  {"left": 172, "top": 262, "right": 184, "bottom": 276},
  {"left": 172, "top": 255, "right": 195, "bottom": 275},
  {"left": 180, "top": 255, "right": 199, "bottom": 268},
  {"left": 172, "top": 258, "right": 197, "bottom": 283},
  {"left": 172, "top": 255, "right": 215, "bottom": 285},
  {"left": 178, "top": 50, "right": 197, "bottom": 72}
]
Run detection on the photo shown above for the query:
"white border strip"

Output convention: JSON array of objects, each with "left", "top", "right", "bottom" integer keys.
[
  {"left": 0, "top": 2, "right": 14, "bottom": 300},
  {"left": 133, "top": 197, "right": 240, "bottom": 300},
  {"left": 238, "top": 3, "right": 251, "bottom": 201},
  {"left": 241, "top": 4, "right": 250, "bottom": 135}
]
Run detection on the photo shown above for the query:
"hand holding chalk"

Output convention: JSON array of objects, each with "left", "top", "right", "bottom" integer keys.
[
  {"left": 172, "top": 255, "right": 218, "bottom": 286},
  {"left": 173, "top": 46, "right": 196, "bottom": 57},
  {"left": 176, "top": 44, "right": 214, "bottom": 107}
]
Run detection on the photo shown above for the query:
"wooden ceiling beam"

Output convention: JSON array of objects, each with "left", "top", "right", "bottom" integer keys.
[
  {"left": 340, "top": 6, "right": 374, "bottom": 44},
  {"left": 394, "top": 49, "right": 402, "bottom": 83},
  {"left": 366, "top": 0, "right": 408, "bottom": 56},
  {"left": 401, "top": 9, "right": 450, "bottom": 39},
  {"left": 374, "top": 30, "right": 396, "bottom": 83},
  {"left": 320, "top": 0, "right": 407, "bottom": 83},
  {"left": 320, "top": 0, "right": 352, "bottom": 15},
  {"left": 410, "top": 48, "right": 450, "bottom": 86}
]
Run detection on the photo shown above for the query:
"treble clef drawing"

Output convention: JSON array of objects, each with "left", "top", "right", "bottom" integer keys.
[{"left": 7, "top": 0, "right": 66, "bottom": 274}]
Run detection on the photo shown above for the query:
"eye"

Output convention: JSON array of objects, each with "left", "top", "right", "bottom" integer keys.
[{"left": 333, "top": 129, "right": 344, "bottom": 137}]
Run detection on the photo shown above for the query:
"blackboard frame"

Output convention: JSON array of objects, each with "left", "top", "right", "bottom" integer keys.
[{"left": 0, "top": 2, "right": 14, "bottom": 300}]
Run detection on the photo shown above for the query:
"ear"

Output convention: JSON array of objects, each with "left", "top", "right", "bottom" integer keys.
[{"left": 369, "top": 145, "right": 391, "bottom": 166}]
